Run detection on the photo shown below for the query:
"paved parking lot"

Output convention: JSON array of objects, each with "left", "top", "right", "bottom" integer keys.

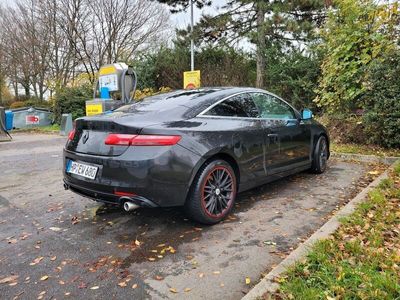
[{"left": 0, "top": 133, "right": 381, "bottom": 299}]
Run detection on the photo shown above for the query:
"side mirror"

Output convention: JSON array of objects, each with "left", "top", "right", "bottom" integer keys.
[{"left": 301, "top": 108, "right": 313, "bottom": 120}]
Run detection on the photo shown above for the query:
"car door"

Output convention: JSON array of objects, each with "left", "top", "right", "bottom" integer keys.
[
  {"left": 250, "top": 92, "right": 311, "bottom": 175},
  {"left": 201, "top": 93, "right": 268, "bottom": 187}
]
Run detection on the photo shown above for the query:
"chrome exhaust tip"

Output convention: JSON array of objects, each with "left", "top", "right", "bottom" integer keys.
[{"left": 123, "top": 201, "right": 139, "bottom": 212}]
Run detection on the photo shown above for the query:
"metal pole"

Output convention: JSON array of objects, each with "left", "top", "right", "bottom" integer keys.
[{"left": 190, "top": 0, "right": 194, "bottom": 71}]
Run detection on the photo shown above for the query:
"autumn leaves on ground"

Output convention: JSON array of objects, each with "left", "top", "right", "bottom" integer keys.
[{"left": 272, "top": 163, "right": 400, "bottom": 300}]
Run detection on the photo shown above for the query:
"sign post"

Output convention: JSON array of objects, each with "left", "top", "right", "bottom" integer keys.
[{"left": 183, "top": 70, "right": 201, "bottom": 89}]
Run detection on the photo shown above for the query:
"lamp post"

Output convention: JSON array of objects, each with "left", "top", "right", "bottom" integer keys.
[{"left": 190, "top": 0, "right": 194, "bottom": 71}]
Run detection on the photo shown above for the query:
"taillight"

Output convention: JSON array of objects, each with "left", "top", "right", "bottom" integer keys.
[
  {"left": 68, "top": 129, "right": 76, "bottom": 141},
  {"left": 130, "top": 135, "right": 182, "bottom": 146},
  {"left": 104, "top": 134, "right": 181, "bottom": 146},
  {"left": 104, "top": 134, "right": 137, "bottom": 146}
]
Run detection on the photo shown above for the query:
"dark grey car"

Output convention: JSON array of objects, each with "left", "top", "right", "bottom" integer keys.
[{"left": 63, "top": 87, "right": 329, "bottom": 224}]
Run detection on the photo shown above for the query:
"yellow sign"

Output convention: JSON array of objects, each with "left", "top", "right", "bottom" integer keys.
[
  {"left": 99, "top": 65, "right": 117, "bottom": 76},
  {"left": 86, "top": 103, "right": 103, "bottom": 116},
  {"left": 183, "top": 70, "right": 201, "bottom": 89}
]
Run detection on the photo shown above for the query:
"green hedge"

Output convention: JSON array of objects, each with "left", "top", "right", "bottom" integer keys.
[
  {"left": 53, "top": 85, "right": 92, "bottom": 124},
  {"left": 362, "top": 52, "right": 400, "bottom": 148}
]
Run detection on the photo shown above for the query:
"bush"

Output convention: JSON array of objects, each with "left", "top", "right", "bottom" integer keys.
[
  {"left": 8, "top": 96, "right": 52, "bottom": 109},
  {"left": 131, "top": 44, "right": 256, "bottom": 90},
  {"left": 53, "top": 85, "right": 92, "bottom": 123},
  {"left": 265, "top": 45, "right": 321, "bottom": 111},
  {"left": 362, "top": 52, "right": 400, "bottom": 148},
  {"left": 317, "top": 115, "right": 368, "bottom": 145},
  {"left": 9, "top": 101, "right": 26, "bottom": 109}
]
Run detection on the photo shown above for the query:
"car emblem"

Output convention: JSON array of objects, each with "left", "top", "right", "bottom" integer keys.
[{"left": 82, "top": 132, "right": 89, "bottom": 144}]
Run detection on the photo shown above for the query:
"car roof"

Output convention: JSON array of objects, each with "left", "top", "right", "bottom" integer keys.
[
  {"left": 109, "top": 87, "right": 286, "bottom": 123},
  {"left": 119, "top": 87, "right": 264, "bottom": 111}
]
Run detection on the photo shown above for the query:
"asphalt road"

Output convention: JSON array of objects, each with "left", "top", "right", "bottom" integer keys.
[{"left": 0, "top": 133, "right": 379, "bottom": 300}]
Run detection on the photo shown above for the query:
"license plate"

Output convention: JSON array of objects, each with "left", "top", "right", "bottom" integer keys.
[{"left": 66, "top": 160, "right": 98, "bottom": 180}]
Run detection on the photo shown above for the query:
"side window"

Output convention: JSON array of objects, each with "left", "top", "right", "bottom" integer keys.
[
  {"left": 204, "top": 93, "right": 260, "bottom": 118},
  {"left": 251, "top": 93, "right": 295, "bottom": 119}
]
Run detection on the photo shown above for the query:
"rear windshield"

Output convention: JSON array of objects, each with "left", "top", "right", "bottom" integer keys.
[{"left": 115, "top": 89, "right": 222, "bottom": 113}]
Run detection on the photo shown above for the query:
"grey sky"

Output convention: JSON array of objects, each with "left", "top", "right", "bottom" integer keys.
[
  {"left": 171, "top": 0, "right": 226, "bottom": 29},
  {"left": 0, "top": 0, "right": 227, "bottom": 29}
]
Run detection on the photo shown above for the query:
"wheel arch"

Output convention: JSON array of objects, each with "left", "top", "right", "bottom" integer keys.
[
  {"left": 312, "top": 132, "right": 330, "bottom": 159},
  {"left": 185, "top": 151, "right": 241, "bottom": 202}
]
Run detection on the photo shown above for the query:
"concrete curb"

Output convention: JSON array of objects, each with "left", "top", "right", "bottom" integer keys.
[
  {"left": 242, "top": 159, "right": 398, "bottom": 300},
  {"left": 331, "top": 152, "right": 399, "bottom": 165}
]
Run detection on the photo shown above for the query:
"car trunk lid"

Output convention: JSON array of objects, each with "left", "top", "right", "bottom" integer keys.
[{"left": 66, "top": 116, "right": 145, "bottom": 157}]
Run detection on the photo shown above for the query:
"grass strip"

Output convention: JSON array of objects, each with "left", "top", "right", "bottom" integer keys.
[{"left": 273, "top": 162, "right": 400, "bottom": 300}]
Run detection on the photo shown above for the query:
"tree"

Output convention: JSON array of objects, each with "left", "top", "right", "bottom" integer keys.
[
  {"left": 162, "top": 0, "right": 328, "bottom": 88},
  {"left": 0, "top": 0, "right": 170, "bottom": 99},
  {"left": 314, "top": 0, "right": 399, "bottom": 112},
  {"left": 60, "top": 0, "right": 170, "bottom": 84}
]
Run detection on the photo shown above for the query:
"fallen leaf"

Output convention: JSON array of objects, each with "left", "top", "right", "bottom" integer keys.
[
  {"left": 9, "top": 282, "right": 18, "bottom": 286},
  {"left": 65, "top": 292, "right": 71, "bottom": 296},
  {"left": 49, "top": 227, "right": 61, "bottom": 232},
  {"left": 245, "top": 277, "right": 251, "bottom": 285},
  {"left": 30, "top": 257, "right": 44, "bottom": 266},
  {"left": 148, "top": 257, "right": 156, "bottom": 261},
  {"left": 38, "top": 291, "right": 46, "bottom": 296},
  {"left": 169, "top": 288, "right": 178, "bottom": 293},
  {"left": 263, "top": 240, "right": 276, "bottom": 246},
  {"left": 213, "top": 271, "right": 220, "bottom": 275},
  {"left": 71, "top": 216, "right": 79, "bottom": 225},
  {"left": 90, "top": 286, "right": 99, "bottom": 290},
  {"left": 50, "top": 256, "right": 57, "bottom": 261},
  {"left": 199, "top": 273, "right": 204, "bottom": 278},
  {"left": 155, "top": 275, "right": 163, "bottom": 281},
  {"left": 20, "top": 234, "right": 30, "bottom": 240},
  {"left": 40, "top": 275, "right": 49, "bottom": 281},
  {"left": 59, "top": 280, "right": 65, "bottom": 285},
  {"left": 157, "top": 244, "right": 166, "bottom": 247},
  {"left": 134, "top": 240, "right": 141, "bottom": 246},
  {"left": 0, "top": 275, "right": 19, "bottom": 284},
  {"left": 132, "top": 283, "right": 138, "bottom": 289},
  {"left": 118, "top": 281, "right": 127, "bottom": 288},
  {"left": 184, "top": 288, "right": 191, "bottom": 292}
]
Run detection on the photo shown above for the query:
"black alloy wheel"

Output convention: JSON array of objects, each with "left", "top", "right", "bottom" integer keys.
[{"left": 185, "top": 159, "right": 237, "bottom": 224}]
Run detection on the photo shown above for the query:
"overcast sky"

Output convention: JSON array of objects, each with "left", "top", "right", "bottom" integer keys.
[
  {"left": 171, "top": 0, "right": 226, "bottom": 29},
  {"left": 0, "top": 0, "right": 227, "bottom": 29}
]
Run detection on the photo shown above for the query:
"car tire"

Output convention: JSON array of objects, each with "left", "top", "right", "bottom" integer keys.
[
  {"left": 184, "top": 159, "right": 237, "bottom": 225},
  {"left": 311, "top": 136, "right": 328, "bottom": 174}
]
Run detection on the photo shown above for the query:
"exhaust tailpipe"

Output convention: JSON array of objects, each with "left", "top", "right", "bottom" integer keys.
[{"left": 123, "top": 201, "right": 139, "bottom": 212}]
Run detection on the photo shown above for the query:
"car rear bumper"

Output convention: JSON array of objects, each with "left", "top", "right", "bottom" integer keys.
[
  {"left": 63, "top": 179, "right": 158, "bottom": 207},
  {"left": 63, "top": 144, "right": 201, "bottom": 207}
]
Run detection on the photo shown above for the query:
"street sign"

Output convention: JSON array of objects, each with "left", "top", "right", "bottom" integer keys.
[{"left": 183, "top": 70, "right": 201, "bottom": 89}]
